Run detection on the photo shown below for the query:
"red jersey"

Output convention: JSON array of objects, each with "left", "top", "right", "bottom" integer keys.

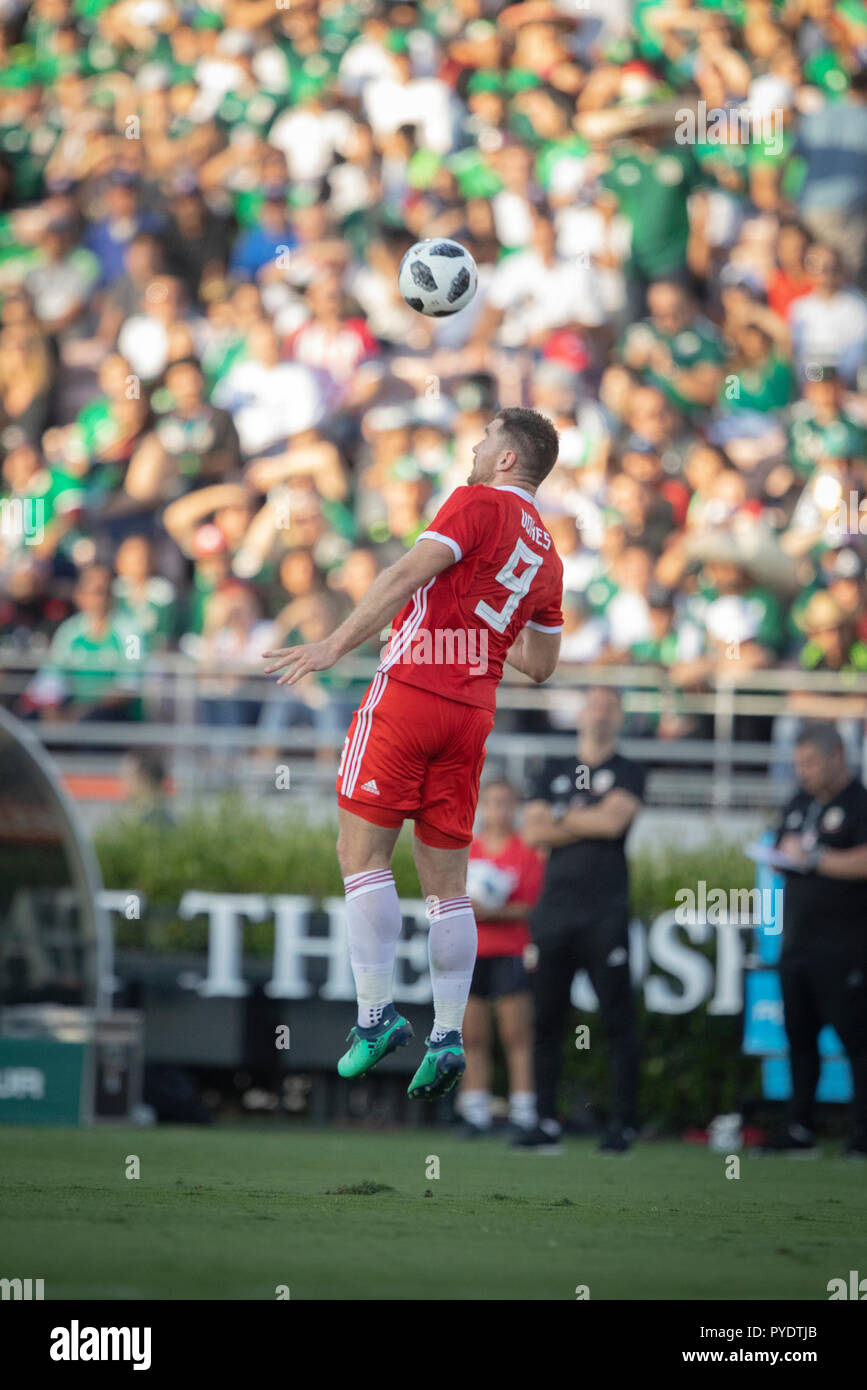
[
  {"left": 766, "top": 270, "right": 815, "bottom": 322},
  {"left": 469, "top": 834, "right": 545, "bottom": 958},
  {"left": 380, "top": 484, "right": 564, "bottom": 711}
]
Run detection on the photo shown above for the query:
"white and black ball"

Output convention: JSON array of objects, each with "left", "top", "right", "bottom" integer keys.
[
  {"left": 398, "top": 238, "right": 478, "bottom": 317},
  {"left": 466, "top": 859, "right": 514, "bottom": 912}
]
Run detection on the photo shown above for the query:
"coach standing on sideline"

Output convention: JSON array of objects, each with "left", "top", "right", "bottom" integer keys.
[
  {"left": 757, "top": 723, "right": 867, "bottom": 1158},
  {"left": 516, "top": 685, "right": 645, "bottom": 1153}
]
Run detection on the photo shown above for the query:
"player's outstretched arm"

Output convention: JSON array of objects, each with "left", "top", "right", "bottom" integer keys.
[
  {"left": 505, "top": 627, "right": 561, "bottom": 684},
  {"left": 262, "top": 540, "right": 455, "bottom": 686}
]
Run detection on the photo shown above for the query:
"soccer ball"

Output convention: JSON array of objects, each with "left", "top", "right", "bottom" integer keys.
[
  {"left": 466, "top": 859, "right": 515, "bottom": 911},
  {"left": 398, "top": 238, "right": 478, "bottom": 317}
]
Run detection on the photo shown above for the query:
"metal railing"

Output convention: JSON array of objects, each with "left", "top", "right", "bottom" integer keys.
[{"left": 2, "top": 652, "right": 866, "bottom": 810}]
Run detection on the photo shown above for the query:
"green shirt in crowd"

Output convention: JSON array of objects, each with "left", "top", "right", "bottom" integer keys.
[
  {"left": 788, "top": 406, "right": 867, "bottom": 477},
  {"left": 602, "top": 141, "right": 703, "bottom": 278},
  {"left": 619, "top": 316, "right": 725, "bottom": 415}
]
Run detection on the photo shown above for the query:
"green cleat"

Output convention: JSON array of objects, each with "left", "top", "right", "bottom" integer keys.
[
  {"left": 407, "top": 1031, "right": 466, "bottom": 1101},
  {"left": 337, "top": 1009, "right": 414, "bottom": 1079}
]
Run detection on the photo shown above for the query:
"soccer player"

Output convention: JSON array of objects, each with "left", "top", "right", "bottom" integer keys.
[{"left": 263, "top": 409, "right": 564, "bottom": 1100}]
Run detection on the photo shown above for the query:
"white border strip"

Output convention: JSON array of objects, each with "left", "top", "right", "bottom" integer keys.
[
  {"left": 342, "top": 671, "right": 387, "bottom": 796},
  {"left": 416, "top": 530, "right": 462, "bottom": 563}
]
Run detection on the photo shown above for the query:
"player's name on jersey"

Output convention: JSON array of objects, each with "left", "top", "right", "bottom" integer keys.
[
  {"left": 520, "top": 509, "right": 552, "bottom": 549},
  {"left": 98, "top": 890, "right": 745, "bottom": 1016}
]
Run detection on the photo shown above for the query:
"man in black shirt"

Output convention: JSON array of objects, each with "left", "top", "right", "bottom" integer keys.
[
  {"left": 515, "top": 686, "right": 645, "bottom": 1153},
  {"left": 758, "top": 722, "right": 867, "bottom": 1158}
]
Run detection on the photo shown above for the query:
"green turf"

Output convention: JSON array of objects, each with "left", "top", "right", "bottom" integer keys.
[{"left": 1, "top": 1125, "right": 864, "bottom": 1300}]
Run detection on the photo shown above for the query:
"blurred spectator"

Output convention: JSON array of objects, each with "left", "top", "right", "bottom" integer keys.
[
  {"left": 213, "top": 321, "right": 328, "bottom": 456},
  {"left": 124, "top": 356, "right": 241, "bottom": 505},
  {"left": 461, "top": 780, "right": 544, "bottom": 1137},
  {"left": 286, "top": 273, "right": 383, "bottom": 409},
  {"left": 616, "top": 280, "right": 725, "bottom": 416},
  {"left": 722, "top": 321, "right": 796, "bottom": 416},
  {"left": 672, "top": 547, "right": 788, "bottom": 689},
  {"left": 116, "top": 274, "right": 194, "bottom": 384},
  {"left": 161, "top": 179, "right": 232, "bottom": 301},
  {"left": 24, "top": 215, "right": 99, "bottom": 340},
  {"left": 796, "top": 591, "right": 867, "bottom": 675},
  {"left": 198, "top": 579, "right": 273, "bottom": 728},
  {"left": 788, "top": 366, "right": 867, "bottom": 478},
  {"left": 792, "top": 69, "right": 867, "bottom": 280},
  {"left": 598, "top": 110, "right": 703, "bottom": 304},
  {"left": 0, "top": 321, "right": 53, "bottom": 442},
  {"left": 96, "top": 234, "right": 165, "bottom": 348},
  {"left": 84, "top": 172, "right": 165, "bottom": 288},
  {"left": 475, "top": 201, "right": 606, "bottom": 350},
  {"left": 121, "top": 749, "right": 173, "bottom": 827},
  {"left": 789, "top": 245, "right": 867, "bottom": 385},
  {"left": 766, "top": 221, "right": 814, "bottom": 322},
  {"left": 22, "top": 562, "right": 143, "bottom": 722},
  {"left": 229, "top": 185, "right": 297, "bottom": 283},
  {"left": 112, "top": 534, "right": 177, "bottom": 652}
]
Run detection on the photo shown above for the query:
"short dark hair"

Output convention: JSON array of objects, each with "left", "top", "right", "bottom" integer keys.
[
  {"left": 130, "top": 750, "right": 166, "bottom": 787},
  {"left": 495, "top": 407, "right": 559, "bottom": 486},
  {"left": 165, "top": 356, "right": 203, "bottom": 378},
  {"left": 795, "top": 722, "right": 844, "bottom": 758}
]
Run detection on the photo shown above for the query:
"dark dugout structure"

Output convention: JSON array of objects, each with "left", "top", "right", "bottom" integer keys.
[{"left": 0, "top": 706, "right": 142, "bottom": 1124}]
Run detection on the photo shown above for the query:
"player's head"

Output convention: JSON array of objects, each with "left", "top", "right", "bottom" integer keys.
[
  {"left": 794, "top": 723, "right": 848, "bottom": 797},
  {"left": 469, "top": 408, "right": 559, "bottom": 491},
  {"left": 579, "top": 685, "right": 624, "bottom": 744},
  {"left": 478, "top": 779, "right": 518, "bottom": 834},
  {"left": 122, "top": 749, "right": 166, "bottom": 801}
]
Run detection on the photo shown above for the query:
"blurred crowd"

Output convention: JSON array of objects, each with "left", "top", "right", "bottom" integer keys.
[{"left": 0, "top": 0, "right": 866, "bottom": 742}]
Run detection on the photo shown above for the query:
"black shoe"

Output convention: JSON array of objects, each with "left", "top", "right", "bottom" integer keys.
[
  {"left": 842, "top": 1136, "right": 867, "bottom": 1160},
  {"left": 751, "top": 1124, "right": 819, "bottom": 1158},
  {"left": 458, "top": 1119, "right": 494, "bottom": 1139},
  {"left": 510, "top": 1124, "right": 563, "bottom": 1154},
  {"left": 503, "top": 1120, "right": 535, "bottom": 1143},
  {"left": 598, "top": 1124, "right": 637, "bottom": 1153}
]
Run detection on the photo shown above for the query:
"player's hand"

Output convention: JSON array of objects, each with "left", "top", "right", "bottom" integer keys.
[{"left": 262, "top": 638, "right": 339, "bottom": 686}]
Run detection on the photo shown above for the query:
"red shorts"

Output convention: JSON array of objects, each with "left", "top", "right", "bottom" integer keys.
[{"left": 336, "top": 674, "right": 495, "bottom": 848}]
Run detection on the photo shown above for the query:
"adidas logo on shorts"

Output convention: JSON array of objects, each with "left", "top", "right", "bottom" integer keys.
[{"left": 361, "top": 780, "right": 380, "bottom": 795}]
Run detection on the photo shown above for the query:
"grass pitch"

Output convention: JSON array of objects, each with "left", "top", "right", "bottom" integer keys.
[{"left": 1, "top": 1125, "right": 864, "bottom": 1300}]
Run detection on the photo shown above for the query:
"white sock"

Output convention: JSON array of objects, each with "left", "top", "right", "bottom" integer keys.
[
  {"left": 509, "top": 1091, "right": 537, "bottom": 1130},
  {"left": 427, "top": 894, "right": 476, "bottom": 1042},
  {"left": 344, "top": 870, "right": 402, "bottom": 1029},
  {"left": 461, "top": 1089, "right": 493, "bottom": 1128}
]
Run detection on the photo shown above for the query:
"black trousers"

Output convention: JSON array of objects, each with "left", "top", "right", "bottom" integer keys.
[
  {"left": 533, "top": 915, "right": 639, "bottom": 1128},
  {"left": 780, "top": 951, "right": 867, "bottom": 1140}
]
